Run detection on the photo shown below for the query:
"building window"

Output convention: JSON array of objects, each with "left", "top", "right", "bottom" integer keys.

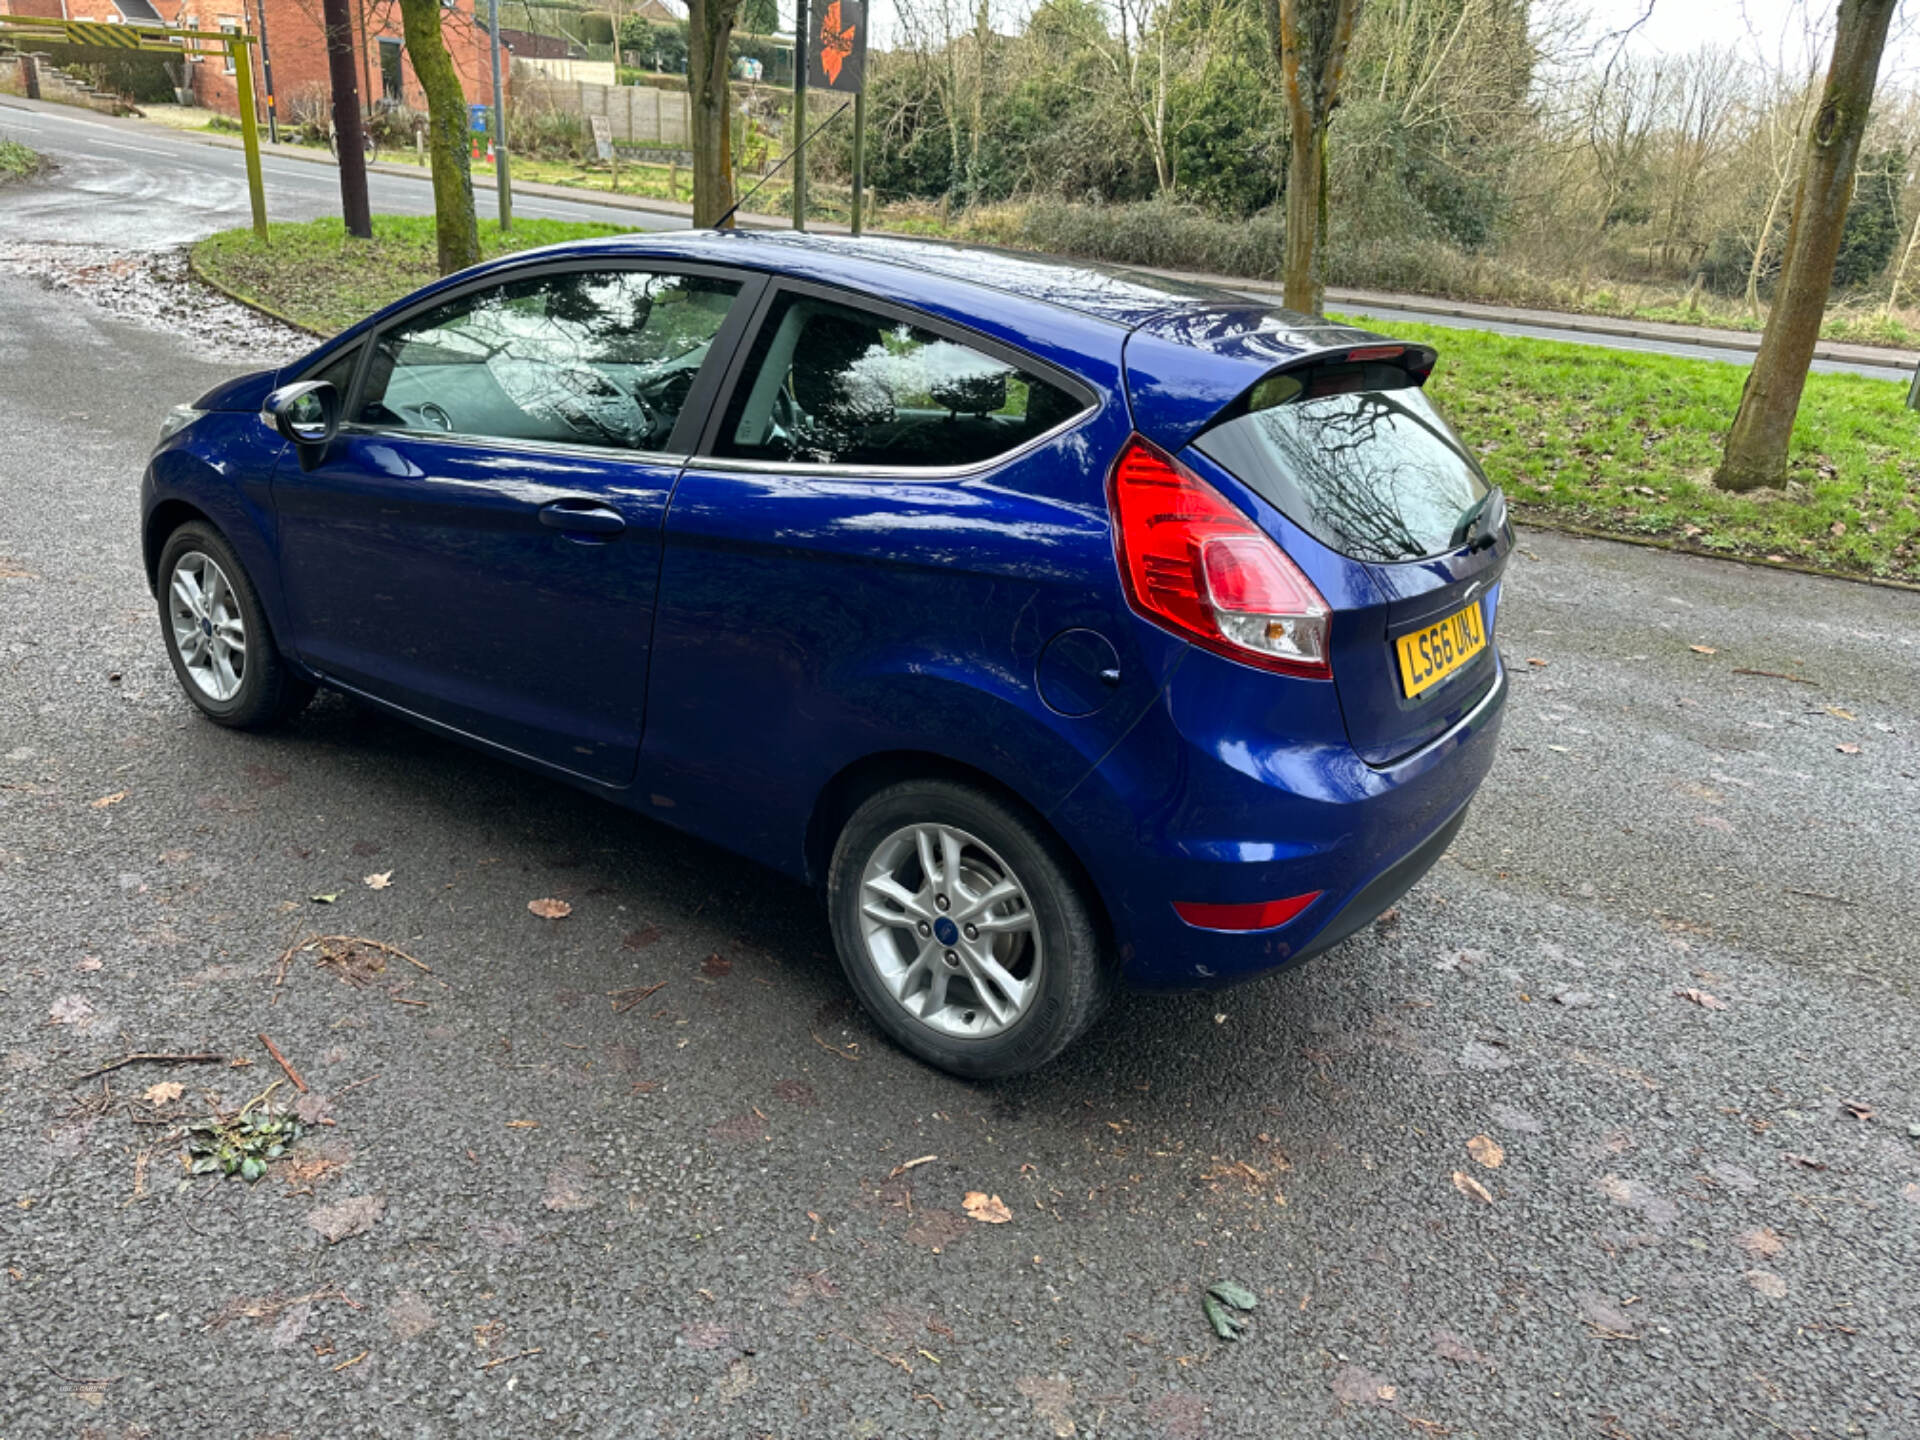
[
  {"left": 378, "top": 37, "right": 404, "bottom": 103},
  {"left": 219, "top": 19, "right": 240, "bottom": 74}
]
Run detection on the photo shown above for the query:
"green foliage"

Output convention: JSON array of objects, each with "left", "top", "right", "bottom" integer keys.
[
  {"left": 186, "top": 1108, "right": 302, "bottom": 1183},
  {"left": 620, "top": 17, "right": 689, "bottom": 73},
  {"left": 0, "top": 138, "right": 43, "bottom": 180},
  {"left": 741, "top": 0, "right": 780, "bottom": 36},
  {"left": 1834, "top": 147, "right": 1905, "bottom": 291}
]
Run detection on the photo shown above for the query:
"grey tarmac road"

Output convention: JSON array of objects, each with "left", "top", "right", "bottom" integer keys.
[{"left": 3, "top": 150, "right": 1920, "bottom": 1437}]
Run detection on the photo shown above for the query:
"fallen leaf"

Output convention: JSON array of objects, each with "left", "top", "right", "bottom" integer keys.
[
  {"left": 1466, "top": 1134, "right": 1505, "bottom": 1169},
  {"left": 47, "top": 995, "right": 96, "bottom": 1027},
  {"left": 363, "top": 871, "right": 393, "bottom": 890},
  {"left": 888, "top": 1154, "right": 937, "bottom": 1179},
  {"left": 1526, "top": 657, "right": 1549, "bottom": 667},
  {"left": 1840, "top": 1099, "right": 1874, "bottom": 1121},
  {"left": 1451, "top": 1170, "right": 1493, "bottom": 1204},
  {"left": 1432, "top": 1329, "right": 1492, "bottom": 1366},
  {"left": 1836, "top": 743, "right": 1861, "bottom": 755},
  {"left": 143, "top": 1081, "right": 185, "bottom": 1106},
  {"left": 527, "top": 897, "right": 572, "bottom": 920},
  {"left": 1783, "top": 1151, "right": 1827, "bottom": 1171},
  {"left": 1673, "top": 987, "right": 1727, "bottom": 1011},
  {"left": 1688, "top": 645, "right": 1717, "bottom": 655},
  {"left": 1824, "top": 706, "right": 1857, "bottom": 721},
  {"left": 962, "top": 1191, "right": 1012, "bottom": 1224},
  {"left": 306, "top": 1194, "right": 386, "bottom": 1244},
  {"left": 505, "top": 1120, "right": 539, "bottom": 1129},
  {"left": 1331, "top": 1363, "right": 1397, "bottom": 1407},
  {"left": 90, "top": 791, "right": 127, "bottom": 809},
  {"left": 310, "top": 893, "right": 340, "bottom": 905},
  {"left": 1745, "top": 1269, "right": 1787, "bottom": 1299},
  {"left": 1735, "top": 1227, "right": 1785, "bottom": 1258}
]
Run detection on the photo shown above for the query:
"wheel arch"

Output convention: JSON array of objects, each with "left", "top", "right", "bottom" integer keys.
[
  {"left": 803, "top": 749, "right": 1116, "bottom": 956},
  {"left": 143, "top": 499, "right": 217, "bottom": 593}
]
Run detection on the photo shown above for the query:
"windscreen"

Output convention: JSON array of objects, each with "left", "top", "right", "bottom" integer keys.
[{"left": 1193, "top": 369, "right": 1490, "bottom": 564}]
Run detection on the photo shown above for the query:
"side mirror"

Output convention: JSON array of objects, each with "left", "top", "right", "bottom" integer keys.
[{"left": 265, "top": 381, "right": 339, "bottom": 450}]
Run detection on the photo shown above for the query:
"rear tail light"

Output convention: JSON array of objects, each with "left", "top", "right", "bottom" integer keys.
[{"left": 1108, "top": 435, "right": 1331, "bottom": 678}]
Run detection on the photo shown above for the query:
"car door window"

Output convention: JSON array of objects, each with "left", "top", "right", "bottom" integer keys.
[
  {"left": 715, "top": 291, "right": 1086, "bottom": 468},
  {"left": 358, "top": 269, "right": 742, "bottom": 452}
]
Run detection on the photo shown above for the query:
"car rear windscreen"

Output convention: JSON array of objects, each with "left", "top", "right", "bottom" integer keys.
[{"left": 1192, "top": 370, "right": 1490, "bottom": 564}]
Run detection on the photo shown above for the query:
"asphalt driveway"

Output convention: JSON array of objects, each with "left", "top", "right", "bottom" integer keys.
[{"left": 2, "top": 266, "right": 1918, "bottom": 1439}]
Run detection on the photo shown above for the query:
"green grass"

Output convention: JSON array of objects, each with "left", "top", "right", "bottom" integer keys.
[
  {"left": 187, "top": 215, "right": 1920, "bottom": 584},
  {"left": 1345, "top": 315, "right": 1920, "bottom": 584},
  {"left": 191, "top": 214, "right": 635, "bottom": 334},
  {"left": 0, "top": 137, "right": 41, "bottom": 180}
]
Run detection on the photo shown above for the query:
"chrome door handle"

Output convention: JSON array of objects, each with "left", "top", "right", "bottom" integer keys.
[{"left": 538, "top": 500, "right": 626, "bottom": 536}]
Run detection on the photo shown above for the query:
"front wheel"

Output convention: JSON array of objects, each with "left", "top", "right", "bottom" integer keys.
[
  {"left": 157, "top": 522, "right": 313, "bottom": 730},
  {"left": 827, "top": 780, "right": 1111, "bottom": 1079}
]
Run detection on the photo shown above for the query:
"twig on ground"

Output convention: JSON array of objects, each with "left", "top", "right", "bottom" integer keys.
[
  {"left": 830, "top": 1329, "right": 913, "bottom": 1373},
  {"left": 608, "top": 980, "right": 668, "bottom": 1014},
  {"left": 1731, "top": 668, "right": 1817, "bottom": 685},
  {"left": 38, "top": 1355, "right": 121, "bottom": 1386},
  {"left": 258, "top": 1032, "right": 308, "bottom": 1093},
  {"left": 810, "top": 1028, "right": 862, "bottom": 1062},
  {"left": 1786, "top": 888, "right": 1854, "bottom": 905},
  {"left": 278, "top": 933, "right": 432, "bottom": 982},
  {"left": 69, "top": 1051, "right": 224, "bottom": 1084},
  {"left": 478, "top": 1347, "right": 543, "bottom": 1371},
  {"left": 331, "top": 1350, "right": 369, "bottom": 1373}
]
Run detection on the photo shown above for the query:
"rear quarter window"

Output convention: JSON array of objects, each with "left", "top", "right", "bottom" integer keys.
[{"left": 1194, "top": 382, "right": 1488, "bottom": 564}]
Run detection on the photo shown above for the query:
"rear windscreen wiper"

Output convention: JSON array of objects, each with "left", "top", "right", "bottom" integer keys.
[{"left": 1452, "top": 488, "right": 1506, "bottom": 552}]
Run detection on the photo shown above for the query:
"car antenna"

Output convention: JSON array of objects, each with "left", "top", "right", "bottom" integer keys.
[{"left": 712, "top": 100, "right": 852, "bottom": 232}]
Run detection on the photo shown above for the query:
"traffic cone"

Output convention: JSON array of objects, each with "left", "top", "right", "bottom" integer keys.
[
  {"left": 471, "top": 136, "right": 481, "bottom": 160},
  {"left": 485, "top": 139, "right": 495, "bottom": 166}
]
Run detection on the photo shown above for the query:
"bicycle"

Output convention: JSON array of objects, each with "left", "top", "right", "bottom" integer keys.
[{"left": 326, "top": 119, "right": 379, "bottom": 166}]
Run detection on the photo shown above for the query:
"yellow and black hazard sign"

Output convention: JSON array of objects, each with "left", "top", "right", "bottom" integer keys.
[
  {"left": 57, "top": 20, "right": 146, "bottom": 49},
  {"left": 0, "top": 19, "right": 243, "bottom": 55}
]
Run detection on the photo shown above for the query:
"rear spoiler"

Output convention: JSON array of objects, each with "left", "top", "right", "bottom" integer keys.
[{"left": 1122, "top": 306, "right": 1438, "bottom": 453}]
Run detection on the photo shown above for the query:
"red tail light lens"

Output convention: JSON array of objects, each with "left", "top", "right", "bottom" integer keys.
[
  {"left": 1173, "top": 892, "right": 1323, "bottom": 932},
  {"left": 1108, "top": 436, "right": 1331, "bottom": 678}
]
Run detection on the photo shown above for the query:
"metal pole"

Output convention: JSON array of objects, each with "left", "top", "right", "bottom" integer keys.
[
  {"left": 251, "top": 0, "right": 278, "bottom": 144},
  {"left": 229, "top": 38, "right": 269, "bottom": 241},
  {"left": 791, "top": 0, "right": 807, "bottom": 232},
  {"left": 320, "top": 0, "right": 372, "bottom": 239},
  {"left": 1908, "top": 358, "right": 1920, "bottom": 411},
  {"left": 849, "top": 84, "right": 864, "bottom": 235},
  {"left": 488, "top": 0, "right": 512, "bottom": 231}
]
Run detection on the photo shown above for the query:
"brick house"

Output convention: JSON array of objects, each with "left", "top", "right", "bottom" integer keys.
[{"left": 1, "top": 0, "right": 506, "bottom": 125}]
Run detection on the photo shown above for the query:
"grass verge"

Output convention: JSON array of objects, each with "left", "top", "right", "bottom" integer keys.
[
  {"left": 0, "top": 136, "right": 43, "bottom": 181},
  {"left": 188, "top": 216, "right": 1920, "bottom": 584},
  {"left": 191, "top": 214, "right": 634, "bottom": 334},
  {"left": 1349, "top": 316, "right": 1920, "bottom": 585}
]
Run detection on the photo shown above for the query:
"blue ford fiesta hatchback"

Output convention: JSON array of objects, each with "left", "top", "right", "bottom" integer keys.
[{"left": 144, "top": 232, "right": 1509, "bottom": 1077}]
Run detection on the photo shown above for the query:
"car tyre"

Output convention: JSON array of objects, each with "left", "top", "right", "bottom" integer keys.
[
  {"left": 828, "top": 779, "right": 1111, "bottom": 1079},
  {"left": 157, "top": 522, "right": 314, "bottom": 730}
]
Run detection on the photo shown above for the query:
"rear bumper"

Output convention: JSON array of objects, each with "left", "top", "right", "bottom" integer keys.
[{"left": 1051, "top": 648, "right": 1506, "bottom": 991}]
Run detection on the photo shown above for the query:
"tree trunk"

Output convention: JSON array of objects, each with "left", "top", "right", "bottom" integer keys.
[
  {"left": 397, "top": 0, "right": 481, "bottom": 273},
  {"left": 1715, "top": 0, "right": 1896, "bottom": 493},
  {"left": 688, "top": 0, "right": 742, "bottom": 227},
  {"left": 1268, "top": 0, "right": 1363, "bottom": 315},
  {"left": 321, "top": 0, "right": 371, "bottom": 239}
]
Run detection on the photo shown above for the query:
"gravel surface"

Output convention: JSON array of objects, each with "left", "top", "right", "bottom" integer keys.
[{"left": 3, "top": 268, "right": 1919, "bottom": 1440}]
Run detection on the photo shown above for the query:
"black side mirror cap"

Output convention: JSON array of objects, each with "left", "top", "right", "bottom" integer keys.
[{"left": 265, "top": 381, "right": 340, "bottom": 451}]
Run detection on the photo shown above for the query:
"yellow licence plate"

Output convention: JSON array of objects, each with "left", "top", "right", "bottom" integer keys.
[{"left": 1395, "top": 601, "right": 1488, "bottom": 698}]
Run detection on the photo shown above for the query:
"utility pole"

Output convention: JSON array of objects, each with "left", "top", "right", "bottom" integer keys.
[
  {"left": 321, "top": 0, "right": 372, "bottom": 238},
  {"left": 791, "top": 0, "right": 807, "bottom": 231},
  {"left": 849, "top": 84, "right": 864, "bottom": 234},
  {"left": 252, "top": 0, "right": 279, "bottom": 143},
  {"left": 488, "top": 0, "right": 512, "bottom": 230}
]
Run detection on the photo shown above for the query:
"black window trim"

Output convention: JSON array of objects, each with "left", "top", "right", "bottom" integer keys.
[
  {"left": 304, "top": 257, "right": 771, "bottom": 464},
  {"left": 691, "top": 276, "right": 1101, "bottom": 480}
]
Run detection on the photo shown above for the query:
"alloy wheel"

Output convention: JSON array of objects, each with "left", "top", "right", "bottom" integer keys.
[{"left": 168, "top": 550, "right": 247, "bottom": 702}]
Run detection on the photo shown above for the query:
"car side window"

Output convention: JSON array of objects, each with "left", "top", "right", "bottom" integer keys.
[
  {"left": 715, "top": 291, "right": 1085, "bottom": 469},
  {"left": 357, "top": 269, "right": 742, "bottom": 452},
  {"left": 305, "top": 343, "right": 361, "bottom": 406}
]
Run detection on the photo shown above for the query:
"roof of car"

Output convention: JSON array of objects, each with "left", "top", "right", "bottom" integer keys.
[{"left": 584, "top": 229, "right": 1294, "bottom": 330}]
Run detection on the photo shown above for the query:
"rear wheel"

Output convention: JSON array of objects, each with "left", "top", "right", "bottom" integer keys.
[
  {"left": 827, "top": 780, "right": 1110, "bottom": 1079},
  {"left": 157, "top": 522, "right": 313, "bottom": 730}
]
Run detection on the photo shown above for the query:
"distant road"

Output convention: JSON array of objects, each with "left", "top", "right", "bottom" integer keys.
[{"left": 1, "top": 94, "right": 1914, "bottom": 383}]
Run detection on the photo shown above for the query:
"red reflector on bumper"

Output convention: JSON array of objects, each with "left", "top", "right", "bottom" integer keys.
[{"left": 1172, "top": 892, "right": 1322, "bottom": 932}]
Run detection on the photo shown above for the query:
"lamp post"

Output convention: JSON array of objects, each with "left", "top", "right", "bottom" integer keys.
[{"left": 488, "top": 0, "right": 512, "bottom": 230}]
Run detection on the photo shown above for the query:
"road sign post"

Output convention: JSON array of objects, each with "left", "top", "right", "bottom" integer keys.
[
  {"left": 1908, "top": 358, "right": 1920, "bottom": 412},
  {"left": 0, "top": 20, "right": 268, "bottom": 241},
  {"left": 803, "top": 0, "right": 867, "bottom": 234},
  {"left": 791, "top": 0, "right": 807, "bottom": 231}
]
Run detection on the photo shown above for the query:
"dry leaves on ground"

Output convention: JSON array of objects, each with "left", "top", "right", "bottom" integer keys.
[
  {"left": 1745, "top": 1269, "right": 1788, "bottom": 1299},
  {"left": 1836, "top": 743, "right": 1861, "bottom": 755},
  {"left": 1689, "top": 645, "right": 1717, "bottom": 655},
  {"left": 1674, "top": 987, "right": 1728, "bottom": 1011},
  {"left": 962, "top": 1191, "right": 1012, "bottom": 1224},
  {"left": 363, "top": 871, "right": 392, "bottom": 890},
  {"left": 1451, "top": 1170, "right": 1493, "bottom": 1204},
  {"left": 1735, "top": 1227, "right": 1785, "bottom": 1258},
  {"left": 1466, "top": 1134, "right": 1505, "bottom": 1169},
  {"left": 90, "top": 791, "right": 127, "bottom": 809},
  {"left": 306, "top": 1194, "right": 386, "bottom": 1244},
  {"left": 143, "top": 1081, "right": 184, "bottom": 1106},
  {"left": 48, "top": 995, "right": 96, "bottom": 1027},
  {"left": 527, "top": 898, "right": 572, "bottom": 920}
]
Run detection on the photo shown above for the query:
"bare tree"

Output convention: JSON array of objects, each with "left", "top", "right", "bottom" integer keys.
[
  {"left": 688, "top": 0, "right": 744, "bottom": 226},
  {"left": 1267, "top": 0, "right": 1365, "bottom": 314},
  {"left": 1715, "top": 0, "right": 1898, "bottom": 494},
  {"left": 397, "top": 0, "right": 479, "bottom": 271}
]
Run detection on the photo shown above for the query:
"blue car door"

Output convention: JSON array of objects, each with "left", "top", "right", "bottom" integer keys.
[{"left": 270, "top": 264, "right": 756, "bottom": 786}]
